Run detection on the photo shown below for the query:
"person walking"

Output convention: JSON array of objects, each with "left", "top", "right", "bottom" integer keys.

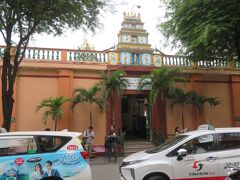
[
  {"left": 105, "top": 125, "right": 118, "bottom": 162},
  {"left": 83, "top": 126, "right": 95, "bottom": 159}
]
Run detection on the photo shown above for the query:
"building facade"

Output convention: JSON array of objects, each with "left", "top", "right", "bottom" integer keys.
[{"left": 0, "top": 12, "right": 240, "bottom": 146}]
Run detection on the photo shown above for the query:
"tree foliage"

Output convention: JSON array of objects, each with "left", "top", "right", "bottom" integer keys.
[
  {"left": 169, "top": 88, "right": 192, "bottom": 107},
  {"left": 36, "top": 96, "right": 69, "bottom": 131},
  {"left": 99, "top": 70, "right": 128, "bottom": 99},
  {"left": 160, "top": 0, "right": 240, "bottom": 62},
  {"left": 206, "top": 97, "right": 221, "bottom": 124},
  {"left": 169, "top": 88, "right": 192, "bottom": 129},
  {"left": 72, "top": 85, "right": 107, "bottom": 126},
  {"left": 0, "top": 0, "right": 110, "bottom": 131},
  {"left": 99, "top": 70, "right": 128, "bottom": 124},
  {"left": 206, "top": 97, "right": 221, "bottom": 107},
  {"left": 140, "top": 67, "right": 184, "bottom": 134},
  {"left": 187, "top": 90, "right": 207, "bottom": 113},
  {"left": 140, "top": 67, "right": 184, "bottom": 107}
]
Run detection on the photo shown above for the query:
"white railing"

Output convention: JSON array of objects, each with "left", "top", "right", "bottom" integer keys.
[
  {"left": 198, "top": 59, "right": 228, "bottom": 68},
  {"left": 0, "top": 47, "right": 61, "bottom": 61},
  {"left": 23, "top": 48, "right": 61, "bottom": 61},
  {"left": 0, "top": 46, "right": 240, "bottom": 70},
  {"left": 67, "top": 51, "right": 107, "bottom": 63},
  {"left": 163, "top": 55, "right": 192, "bottom": 67}
]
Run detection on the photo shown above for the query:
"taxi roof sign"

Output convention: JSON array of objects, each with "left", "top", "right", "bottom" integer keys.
[{"left": 198, "top": 124, "right": 215, "bottom": 130}]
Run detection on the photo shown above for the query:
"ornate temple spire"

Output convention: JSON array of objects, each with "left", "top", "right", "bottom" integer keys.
[
  {"left": 79, "top": 36, "right": 95, "bottom": 50},
  {"left": 123, "top": 11, "right": 141, "bottom": 21}
]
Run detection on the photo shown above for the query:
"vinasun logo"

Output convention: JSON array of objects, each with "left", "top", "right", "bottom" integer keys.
[{"left": 193, "top": 161, "right": 204, "bottom": 171}]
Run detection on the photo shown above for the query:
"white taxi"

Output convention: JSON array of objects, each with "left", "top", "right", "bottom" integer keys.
[
  {"left": 120, "top": 125, "right": 240, "bottom": 180},
  {"left": 0, "top": 131, "right": 91, "bottom": 180}
]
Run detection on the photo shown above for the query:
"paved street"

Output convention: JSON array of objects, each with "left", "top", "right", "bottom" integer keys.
[{"left": 90, "top": 157, "right": 124, "bottom": 180}]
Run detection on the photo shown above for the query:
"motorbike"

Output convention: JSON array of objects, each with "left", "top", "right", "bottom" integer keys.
[{"left": 225, "top": 165, "right": 240, "bottom": 180}]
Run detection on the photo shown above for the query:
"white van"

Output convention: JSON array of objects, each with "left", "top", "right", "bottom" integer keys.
[
  {"left": 120, "top": 126, "right": 240, "bottom": 180},
  {"left": 0, "top": 131, "right": 91, "bottom": 180}
]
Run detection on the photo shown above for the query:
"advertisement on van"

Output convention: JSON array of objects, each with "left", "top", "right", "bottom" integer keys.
[{"left": 0, "top": 150, "right": 88, "bottom": 180}]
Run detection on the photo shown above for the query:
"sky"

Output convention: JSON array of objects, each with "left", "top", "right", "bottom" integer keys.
[{"left": 0, "top": 0, "right": 177, "bottom": 55}]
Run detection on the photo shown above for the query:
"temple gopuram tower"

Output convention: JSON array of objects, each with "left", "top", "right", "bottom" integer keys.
[{"left": 108, "top": 11, "right": 158, "bottom": 66}]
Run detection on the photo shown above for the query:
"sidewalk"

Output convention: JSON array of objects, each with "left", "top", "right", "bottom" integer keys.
[{"left": 89, "top": 156, "right": 125, "bottom": 165}]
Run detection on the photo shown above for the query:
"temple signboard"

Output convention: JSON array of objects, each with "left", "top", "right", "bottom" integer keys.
[{"left": 122, "top": 77, "right": 151, "bottom": 90}]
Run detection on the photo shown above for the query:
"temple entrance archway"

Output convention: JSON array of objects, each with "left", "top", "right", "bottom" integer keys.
[{"left": 121, "top": 94, "right": 151, "bottom": 141}]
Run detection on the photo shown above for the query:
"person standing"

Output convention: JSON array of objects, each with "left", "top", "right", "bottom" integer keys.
[
  {"left": 175, "top": 126, "right": 182, "bottom": 136},
  {"left": 83, "top": 126, "right": 95, "bottom": 159},
  {"left": 106, "top": 125, "right": 118, "bottom": 162},
  {"left": 175, "top": 126, "right": 187, "bottom": 136}
]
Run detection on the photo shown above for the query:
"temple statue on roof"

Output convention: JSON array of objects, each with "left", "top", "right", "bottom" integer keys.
[{"left": 79, "top": 36, "right": 95, "bottom": 50}]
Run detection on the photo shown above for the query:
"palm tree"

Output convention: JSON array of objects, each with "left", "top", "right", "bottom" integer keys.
[
  {"left": 139, "top": 67, "right": 185, "bottom": 135},
  {"left": 99, "top": 70, "right": 128, "bottom": 125},
  {"left": 72, "top": 85, "right": 106, "bottom": 126},
  {"left": 206, "top": 97, "right": 221, "bottom": 124},
  {"left": 169, "top": 88, "right": 192, "bottom": 129},
  {"left": 140, "top": 67, "right": 185, "bottom": 108},
  {"left": 188, "top": 91, "right": 207, "bottom": 125},
  {"left": 36, "top": 96, "right": 69, "bottom": 131}
]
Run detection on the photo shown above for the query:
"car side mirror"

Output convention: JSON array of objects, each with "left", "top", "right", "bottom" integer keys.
[{"left": 177, "top": 148, "right": 187, "bottom": 161}]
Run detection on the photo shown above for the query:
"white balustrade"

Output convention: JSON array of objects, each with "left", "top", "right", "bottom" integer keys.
[
  {"left": 67, "top": 51, "right": 107, "bottom": 63},
  {"left": 162, "top": 55, "right": 192, "bottom": 67},
  {"left": 23, "top": 48, "right": 61, "bottom": 61},
  {"left": 198, "top": 59, "right": 228, "bottom": 68},
  {"left": 0, "top": 46, "right": 239, "bottom": 70}
]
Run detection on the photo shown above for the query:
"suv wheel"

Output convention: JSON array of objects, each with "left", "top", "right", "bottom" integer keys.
[
  {"left": 41, "top": 177, "right": 63, "bottom": 180},
  {"left": 146, "top": 175, "right": 167, "bottom": 180}
]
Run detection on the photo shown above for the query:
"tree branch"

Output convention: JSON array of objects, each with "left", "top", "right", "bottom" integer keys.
[
  {"left": 16, "top": 38, "right": 29, "bottom": 66},
  {"left": 0, "top": 11, "right": 7, "bottom": 41},
  {"left": 16, "top": 20, "right": 40, "bottom": 66},
  {"left": 17, "top": 15, "right": 23, "bottom": 39},
  {"left": 0, "top": 14, "right": 7, "bottom": 29}
]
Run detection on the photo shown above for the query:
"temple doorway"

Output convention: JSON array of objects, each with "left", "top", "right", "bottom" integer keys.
[{"left": 121, "top": 94, "right": 150, "bottom": 141}]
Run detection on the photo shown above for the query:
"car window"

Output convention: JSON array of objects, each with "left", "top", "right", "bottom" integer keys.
[
  {"left": 170, "top": 134, "right": 215, "bottom": 156},
  {"left": 218, "top": 132, "right": 240, "bottom": 151},
  {"left": 36, "top": 136, "right": 71, "bottom": 153},
  {"left": 146, "top": 135, "right": 188, "bottom": 153},
  {"left": 0, "top": 137, "right": 37, "bottom": 156}
]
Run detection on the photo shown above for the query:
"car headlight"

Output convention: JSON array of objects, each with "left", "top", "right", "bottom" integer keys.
[{"left": 128, "top": 159, "right": 146, "bottom": 166}]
